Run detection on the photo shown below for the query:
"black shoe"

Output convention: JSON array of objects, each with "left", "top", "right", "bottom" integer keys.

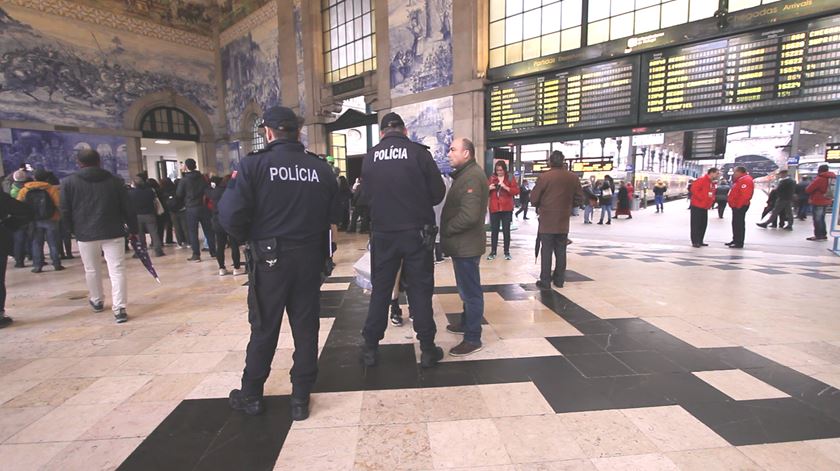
[
  {"left": 54, "top": 265, "right": 65, "bottom": 271},
  {"left": 114, "top": 308, "right": 128, "bottom": 323},
  {"left": 31, "top": 266, "right": 43, "bottom": 273},
  {"left": 362, "top": 345, "right": 378, "bottom": 367},
  {"left": 446, "top": 323, "right": 464, "bottom": 335},
  {"left": 449, "top": 340, "right": 482, "bottom": 357},
  {"left": 606, "top": 221, "right": 611, "bottom": 225},
  {"left": 756, "top": 222, "right": 768, "bottom": 228},
  {"left": 692, "top": 244, "right": 702, "bottom": 248},
  {"left": 229, "top": 389, "right": 265, "bottom": 416},
  {"left": 389, "top": 302, "right": 403, "bottom": 327},
  {"left": 420, "top": 346, "right": 444, "bottom": 368},
  {"left": 523, "top": 217, "right": 529, "bottom": 220},
  {"left": 536, "top": 280, "right": 552, "bottom": 289},
  {"left": 725, "top": 242, "right": 734, "bottom": 246},
  {"left": 597, "top": 221, "right": 603, "bottom": 225},
  {"left": 552, "top": 278, "right": 564, "bottom": 288},
  {"left": 728, "top": 244, "right": 744, "bottom": 249},
  {"left": 807, "top": 236, "right": 828, "bottom": 241},
  {"left": 13, "top": 262, "right": 24, "bottom": 268},
  {"left": 783, "top": 226, "right": 793, "bottom": 231},
  {"left": 0, "top": 315, "right": 12, "bottom": 329},
  {"left": 187, "top": 256, "right": 201, "bottom": 262},
  {"left": 700, "top": 243, "right": 709, "bottom": 247},
  {"left": 90, "top": 299, "right": 104, "bottom": 312},
  {"left": 290, "top": 396, "right": 309, "bottom": 421}
]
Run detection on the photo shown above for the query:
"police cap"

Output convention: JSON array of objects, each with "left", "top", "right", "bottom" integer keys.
[
  {"left": 380, "top": 112, "right": 405, "bottom": 129},
  {"left": 258, "top": 106, "right": 300, "bottom": 131}
]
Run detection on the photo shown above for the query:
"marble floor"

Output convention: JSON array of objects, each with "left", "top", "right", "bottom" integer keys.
[{"left": 1, "top": 196, "right": 839, "bottom": 470}]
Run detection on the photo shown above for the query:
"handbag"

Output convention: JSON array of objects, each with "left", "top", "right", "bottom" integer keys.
[{"left": 153, "top": 197, "right": 165, "bottom": 216}]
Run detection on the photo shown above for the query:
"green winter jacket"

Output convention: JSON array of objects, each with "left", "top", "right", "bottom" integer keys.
[{"left": 441, "top": 159, "right": 488, "bottom": 258}]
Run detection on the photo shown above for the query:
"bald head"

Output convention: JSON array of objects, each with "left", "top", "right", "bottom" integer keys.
[{"left": 448, "top": 137, "right": 475, "bottom": 169}]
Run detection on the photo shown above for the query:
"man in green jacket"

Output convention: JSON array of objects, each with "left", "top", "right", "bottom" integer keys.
[{"left": 441, "top": 138, "right": 489, "bottom": 356}]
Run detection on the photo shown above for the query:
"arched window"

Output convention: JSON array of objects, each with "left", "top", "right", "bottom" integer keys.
[
  {"left": 251, "top": 115, "right": 266, "bottom": 152},
  {"left": 141, "top": 107, "right": 200, "bottom": 140}
]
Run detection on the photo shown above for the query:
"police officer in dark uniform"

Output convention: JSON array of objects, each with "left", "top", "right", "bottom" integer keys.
[
  {"left": 218, "top": 106, "right": 339, "bottom": 421},
  {"left": 361, "top": 112, "right": 446, "bottom": 367}
]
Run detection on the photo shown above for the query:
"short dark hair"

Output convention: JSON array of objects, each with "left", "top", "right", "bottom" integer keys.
[
  {"left": 707, "top": 167, "right": 719, "bottom": 174},
  {"left": 818, "top": 164, "right": 830, "bottom": 173},
  {"left": 549, "top": 150, "right": 565, "bottom": 167},
  {"left": 462, "top": 138, "right": 475, "bottom": 160},
  {"left": 734, "top": 166, "right": 748, "bottom": 174},
  {"left": 131, "top": 176, "right": 145, "bottom": 187},
  {"left": 77, "top": 149, "right": 101, "bottom": 167},
  {"left": 184, "top": 158, "right": 197, "bottom": 170},
  {"left": 265, "top": 126, "right": 300, "bottom": 143},
  {"left": 34, "top": 169, "right": 49, "bottom": 182}
]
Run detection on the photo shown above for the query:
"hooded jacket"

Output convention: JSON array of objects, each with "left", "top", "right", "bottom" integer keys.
[
  {"left": 806, "top": 170, "right": 836, "bottom": 206},
  {"left": 727, "top": 174, "right": 754, "bottom": 209},
  {"left": 16, "top": 181, "right": 61, "bottom": 221},
  {"left": 176, "top": 171, "right": 209, "bottom": 208},
  {"left": 60, "top": 167, "right": 137, "bottom": 242}
]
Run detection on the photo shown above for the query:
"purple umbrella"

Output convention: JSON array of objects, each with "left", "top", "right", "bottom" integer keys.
[{"left": 128, "top": 234, "right": 161, "bottom": 283}]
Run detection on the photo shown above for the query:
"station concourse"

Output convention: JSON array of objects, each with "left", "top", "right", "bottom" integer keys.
[{"left": 1, "top": 0, "right": 840, "bottom": 470}]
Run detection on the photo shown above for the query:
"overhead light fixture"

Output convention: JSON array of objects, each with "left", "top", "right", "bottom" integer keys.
[
  {"left": 154, "top": 140, "right": 171, "bottom": 145},
  {"left": 140, "top": 147, "right": 147, "bottom": 151}
]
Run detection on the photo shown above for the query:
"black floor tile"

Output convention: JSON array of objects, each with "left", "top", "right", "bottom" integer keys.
[
  {"left": 565, "top": 353, "right": 636, "bottom": 378},
  {"left": 570, "top": 319, "right": 622, "bottom": 335},
  {"left": 607, "top": 318, "right": 659, "bottom": 334},
  {"left": 704, "top": 347, "right": 777, "bottom": 370},
  {"left": 534, "top": 375, "right": 616, "bottom": 413},
  {"left": 684, "top": 398, "right": 840, "bottom": 446},
  {"left": 710, "top": 264, "right": 743, "bottom": 271},
  {"left": 655, "top": 347, "right": 734, "bottom": 372},
  {"left": 613, "top": 351, "right": 687, "bottom": 374},
  {"left": 587, "top": 334, "right": 649, "bottom": 352},
  {"left": 647, "top": 372, "right": 732, "bottom": 405},
  {"left": 801, "top": 272, "right": 840, "bottom": 280},
  {"left": 672, "top": 261, "right": 701, "bottom": 266},
  {"left": 590, "top": 374, "right": 678, "bottom": 409},
  {"left": 418, "top": 361, "right": 479, "bottom": 388},
  {"left": 118, "top": 399, "right": 237, "bottom": 471},
  {"left": 445, "top": 313, "right": 488, "bottom": 326},
  {"left": 547, "top": 336, "right": 604, "bottom": 355}
]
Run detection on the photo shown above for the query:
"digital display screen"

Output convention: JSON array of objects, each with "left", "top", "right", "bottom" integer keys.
[
  {"left": 488, "top": 58, "right": 638, "bottom": 137},
  {"left": 827, "top": 143, "right": 840, "bottom": 163},
  {"left": 640, "top": 14, "right": 840, "bottom": 122},
  {"left": 572, "top": 161, "right": 614, "bottom": 172}
]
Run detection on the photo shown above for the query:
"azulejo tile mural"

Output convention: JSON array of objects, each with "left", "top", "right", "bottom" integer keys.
[
  {"left": 220, "top": 3, "right": 281, "bottom": 136},
  {"left": 0, "top": 128, "right": 128, "bottom": 179},
  {"left": 392, "top": 96, "right": 454, "bottom": 174},
  {"left": 0, "top": 5, "right": 216, "bottom": 129},
  {"left": 388, "top": 0, "right": 453, "bottom": 98}
]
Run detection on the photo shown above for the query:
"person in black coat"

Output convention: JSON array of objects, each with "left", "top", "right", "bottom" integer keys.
[
  {"left": 795, "top": 176, "right": 811, "bottom": 220},
  {"left": 757, "top": 170, "right": 796, "bottom": 230},
  {"left": 206, "top": 175, "right": 243, "bottom": 276},
  {"left": 0, "top": 192, "right": 34, "bottom": 328},
  {"left": 516, "top": 180, "right": 531, "bottom": 220},
  {"left": 337, "top": 176, "right": 353, "bottom": 231},
  {"left": 715, "top": 180, "right": 731, "bottom": 218}
]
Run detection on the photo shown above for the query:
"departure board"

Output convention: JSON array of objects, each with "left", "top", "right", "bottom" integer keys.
[
  {"left": 488, "top": 58, "right": 638, "bottom": 137},
  {"left": 641, "top": 14, "right": 840, "bottom": 122}
]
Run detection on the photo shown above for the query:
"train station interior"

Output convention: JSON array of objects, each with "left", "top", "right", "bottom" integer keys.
[{"left": 1, "top": 0, "right": 840, "bottom": 469}]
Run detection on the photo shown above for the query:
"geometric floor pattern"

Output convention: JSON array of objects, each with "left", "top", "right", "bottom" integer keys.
[{"left": 118, "top": 276, "right": 840, "bottom": 470}]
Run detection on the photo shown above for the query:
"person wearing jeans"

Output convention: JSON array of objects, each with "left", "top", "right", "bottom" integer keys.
[
  {"left": 60, "top": 149, "right": 137, "bottom": 323},
  {"left": 441, "top": 137, "right": 489, "bottom": 357},
  {"left": 15, "top": 170, "right": 64, "bottom": 273},
  {"left": 598, "top": 177, "right": 615, "bottom": 224},
  {"left": 177, "top": 158, "right": 216, "bottom": 261},
  {"left": 128, "top": 177, "right": 165, "bottom": 257},
  {"left": 805, "top": 165, "right": 836, "bottom": 241}
]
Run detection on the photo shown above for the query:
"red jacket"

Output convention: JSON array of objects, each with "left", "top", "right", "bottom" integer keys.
[
  {"left": 690, "top": 175, "right": 715, "bottom": 209},
  {"left": 727, "top": 174, "right": 754, "bottom": 209},
  {"left": 806, "top": 170, "right": 836, "bottom": 206},
  {"left": 488, "top": 174, "right": 519, "bottom": 213}
]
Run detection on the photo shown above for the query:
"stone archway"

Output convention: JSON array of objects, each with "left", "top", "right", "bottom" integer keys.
[
  {"left": 237, "top": 100, "right": 263, "bottom": 155},
  {"left": 123, "top": 90, "right": 217, "bottom": 176}
]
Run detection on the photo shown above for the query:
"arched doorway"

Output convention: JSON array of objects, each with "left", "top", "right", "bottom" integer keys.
[{"left": 123, "top": 91, "right": 216, "bottom": 177}]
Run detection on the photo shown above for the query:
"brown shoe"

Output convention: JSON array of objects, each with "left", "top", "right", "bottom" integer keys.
[{"left": 449, "top": 340, "right": 482, "bottom": 357}]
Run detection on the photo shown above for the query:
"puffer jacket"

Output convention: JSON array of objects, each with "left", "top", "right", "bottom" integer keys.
[
  {"left": 806, "top": 170, "right": 836, "bottom": 206},
  {"left": 176, "top": 171, "right": 209, "bottom": 208},
  {"left": 60, "top": 167, "right": 137, "bottom": 242},
  {"left": 16, "top": 181, "right": 61, "bottom": 222},
  {"left": 441, "top": 160, "right": 489, "bottom": 258}
]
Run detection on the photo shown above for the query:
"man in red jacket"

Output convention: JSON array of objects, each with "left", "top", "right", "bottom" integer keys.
[
  {"left": 805, "top": 164, "right": 836, "bottom": 241},
  {"left": 726, "top": 166, "right": 754, "bottom": 249},
  {"left": 689, "top": 167, "right": 719, "bottom": 248}
]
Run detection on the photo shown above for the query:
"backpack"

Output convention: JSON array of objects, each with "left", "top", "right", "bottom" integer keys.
[
  {"left": 825, "top": 176, "right": 836, "bottom": 201},
  {"left": 165, "top": 194, "right": 184, "bottom": 212},
  {"left": 24, "top": 188, "right": 56, "bottom": 221}
]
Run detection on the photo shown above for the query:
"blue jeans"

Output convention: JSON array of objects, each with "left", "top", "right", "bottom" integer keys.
[
  {"left": 32, "top": 220, "right": 61, "bottom": 267},
  {"left": 452, "top": 256, "right": 483, "bottom": 344},
  {"left": 12, "top": 228, "right": 28, "bottom": 265},
  {"left": 584, "top": 204, "right": 594, "bottom": 222},
  {"left": 655, "top": 195, "right": 664, "bottom": 211},
  {"left": 599, "top": 204, "right": 612, "bottom": 223},
  {"left": 813, "top": 205, "right": 828, "bottom": 238}
]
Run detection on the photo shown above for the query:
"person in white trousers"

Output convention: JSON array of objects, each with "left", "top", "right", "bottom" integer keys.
[{"left": 60, "top": 149, "right": 138, "bottom": 323}]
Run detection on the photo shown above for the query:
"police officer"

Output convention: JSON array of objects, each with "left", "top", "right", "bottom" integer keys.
[
  {"left": 218, "top": 106, "right": 339, "bottom": 421},
  {"left": 361, "top": 112, "right": 446, "bottom": 367}
]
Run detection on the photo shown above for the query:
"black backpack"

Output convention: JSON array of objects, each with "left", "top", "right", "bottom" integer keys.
[{"left": 24, "top": 188, "right": 56, "bottom": 221}]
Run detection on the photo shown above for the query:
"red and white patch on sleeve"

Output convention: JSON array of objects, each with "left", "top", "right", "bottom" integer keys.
[
  {"left": 467, "top": 188, "right": 473, "bottom": 193},
  {"left": 231, "top": 170, "right": 238, "bottom": 179}
]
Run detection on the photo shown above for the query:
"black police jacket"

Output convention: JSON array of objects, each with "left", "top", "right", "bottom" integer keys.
[
  {"left": 217, "top": 139, "right": 340, "bottom": 242},
  {"left": 361, "top": 132, "right": 445, "bottom": 232}
]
